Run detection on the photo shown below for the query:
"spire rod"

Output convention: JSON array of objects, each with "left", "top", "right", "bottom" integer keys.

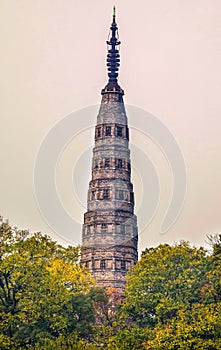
[
  {"left": 113, "top": 5, "right": 116, "bottom": 20},
  {"left": 102, "top": 6, "right": 123, "bottom": 93}
]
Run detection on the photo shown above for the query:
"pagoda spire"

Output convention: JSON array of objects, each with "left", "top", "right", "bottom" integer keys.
[{"left": 102, "top": 6, "right": 123, "bottom": 94}]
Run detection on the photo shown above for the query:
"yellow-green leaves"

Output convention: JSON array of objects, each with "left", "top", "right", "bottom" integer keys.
[{"left": 0, "top": 218, "right": 95, "bottom": 348}]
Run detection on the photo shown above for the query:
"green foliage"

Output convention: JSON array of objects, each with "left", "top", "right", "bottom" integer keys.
[
  {"left": 106, "top": 327, "right": 151, "bottom": 350},
  {"left": 28, "top": 333, "right": 98, "bottom": 350},
  {"left": 110, "top": 239, "right": 221, "bottom": 349},
  {"left": 1, "top": 216, "right": 221, "bottom": 349},
  {"left": 122, "top": 242, "right": 208, "bottom": 328},
  {"left": 143, "top": 303, "right": 221, "bottom": 349},
  {"left": 0, "top": 216, "right": 94, "bottom": 349}
]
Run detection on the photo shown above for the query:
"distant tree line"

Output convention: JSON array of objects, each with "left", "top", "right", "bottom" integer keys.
[{"left": 0, "top": 216, "right": 220, "bottom": 349}]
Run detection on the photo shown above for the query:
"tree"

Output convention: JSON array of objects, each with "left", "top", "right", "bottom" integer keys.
[
  {"left": 0, "top": 216, "right": 95, "bottom": 349},
  {"left": 205, "top": 234, "right": 221, "bottom": 303},
  {"left": 2, "top": 215, "right": 221, "bottom": 350},
  {"left": 110, "top": 240, "right": 221, "bottom": 349},
  {"left": 121, "top": 242, "right": 208, "bottom": 328},
  {"left": 142, "top": 303, "right": 221, "bottom": 349}
]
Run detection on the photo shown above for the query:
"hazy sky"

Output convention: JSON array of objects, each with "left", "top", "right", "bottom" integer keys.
[{"left": 1, "top": 0, "right": 221, "bottom": 254}]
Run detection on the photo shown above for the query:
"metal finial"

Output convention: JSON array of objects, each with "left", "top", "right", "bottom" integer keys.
[
  {"left": 102, "top": 7, "right": 123, "bottom": 93},
  {"left": 112, "top": 6, "right": 116, "bottom": 24}
]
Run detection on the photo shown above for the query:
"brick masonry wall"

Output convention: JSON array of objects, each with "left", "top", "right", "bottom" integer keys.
[{"left": 81, "top": 91, "right": 138, "bottom": 291}]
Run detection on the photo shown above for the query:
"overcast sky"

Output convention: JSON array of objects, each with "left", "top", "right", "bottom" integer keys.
[{"left": 1, "top": 0, "right": 221, "bottom": 254}]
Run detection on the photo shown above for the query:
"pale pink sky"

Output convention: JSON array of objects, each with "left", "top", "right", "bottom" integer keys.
[{"left": 1, "top": 0, "right": 221, "bottom": 253}]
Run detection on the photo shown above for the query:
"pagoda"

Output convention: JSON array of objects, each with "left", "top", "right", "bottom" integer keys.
[{"left": 81, "top": 8, "right": 138, "bottom": 291}]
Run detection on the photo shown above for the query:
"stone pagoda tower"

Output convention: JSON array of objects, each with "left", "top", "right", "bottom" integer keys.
[{"left": 81, "top": 8, "right": 138, "bottom": 291}]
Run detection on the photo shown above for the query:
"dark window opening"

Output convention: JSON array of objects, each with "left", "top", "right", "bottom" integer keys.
[
  {"left": 121, "top": 260, "right": 126, "bottom": 270},
  {"left": 104, "top": 158, "right": 110, "bottom": 168},
  {"left": 91, "top": 191, "right": 95, "bottom": 200},
  {"left": 105, "top": 126, "right": 111, "bottom": 136},
  {"left": 100, "top": 259, "right": 106, "bottom": 269},
  {"left": 116, "top": 126, "right": 123, "bottom": 137},
  {"left": 97, "top": 127, "right": 101, "bottom": 138},
  {"left": 103, "top": 189, "right": 110, "bottom": 200},
  {"left": 126, "top": 127, "right": 129, "bottom": 140},
  {"left": 115, "top": 158, "right": 123, "bottom": 168},
  {"left": 94, "top": 159, "right": 99, "bottom": 169},
  {"left": 130, "top": 192, "right": 134, "bottom": 203},
  {"left": 101, "top": 223, "right": 107, "bottom": 233}
]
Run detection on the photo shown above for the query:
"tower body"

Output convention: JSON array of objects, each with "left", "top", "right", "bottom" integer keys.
[{"left": 81, "top": 9, "right": 138, "bottom": 291}]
